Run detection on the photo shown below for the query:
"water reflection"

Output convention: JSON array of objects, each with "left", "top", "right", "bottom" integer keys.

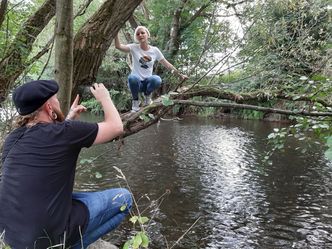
[{"left": 76, "top": 115, "right": 332, "bottom": 249}]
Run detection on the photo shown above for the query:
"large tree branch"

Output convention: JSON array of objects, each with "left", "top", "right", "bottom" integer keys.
[
  {"left": 173, "top": 100, "right": 332, "bottom": 117},
  {"left": 121, "top": 105, "right": 172, "bottom": 138},
  {"left": 178, "top": 86, "right": 332, "bottom": 107},
  {"left": 165, "top": 0, "right": 187, "bottom": 57},
  {"left": 0, "top": 0, "right": 56, "bottom": 101},
  {"left": 71, "top": 0, "right": 142, "bottom": 99},
  {"left": 118, "top": 93, "right": 332, "bottom": 139},
  {"left": 166, "top": 1, "right": 211, "bottom": 58},
  {"left": 180, "top": 3, "right": 211, "bottom": 32},
  {"left": 28, "top": 0, "right": 96, "bottom": 67}
]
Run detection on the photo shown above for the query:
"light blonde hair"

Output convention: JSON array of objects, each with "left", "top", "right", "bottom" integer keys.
[{"left": 134, "top": 26, "right": 150, "bottom": 42}]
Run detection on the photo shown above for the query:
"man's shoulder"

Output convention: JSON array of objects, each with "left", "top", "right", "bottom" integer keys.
[
  {"left": 4, "top": 126, "right": 26, "bottom": 144},
  {"left": 32, "top": 121, "right": 96, "bottom": 135},
  {"left": 58, "top": 120, "right": 97, "bottom": 130}
]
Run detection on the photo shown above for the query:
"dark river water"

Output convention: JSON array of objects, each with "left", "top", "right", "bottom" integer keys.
[{"left": 75, "top": 116, "right": 332, "bottom": 249}]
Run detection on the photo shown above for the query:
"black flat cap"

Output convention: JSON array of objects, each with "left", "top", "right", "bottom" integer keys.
[{"left": 12, "top": 80, "right": 59, "bottom": 115}]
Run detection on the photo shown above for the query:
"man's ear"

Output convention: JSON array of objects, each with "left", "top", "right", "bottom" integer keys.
[{"left": 43, "top": 101, "right": 53, "bottom": 115}]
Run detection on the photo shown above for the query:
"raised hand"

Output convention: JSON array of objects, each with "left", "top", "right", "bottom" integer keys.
[{"left": 66, "top": 94, "right": 87, "bottom": 120}]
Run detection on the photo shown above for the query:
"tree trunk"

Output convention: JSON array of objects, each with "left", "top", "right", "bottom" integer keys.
[
  {"left": 71, "top": 0, "right": 142, "bottom": 100},
  {"left": 166, "top": 0, "right": 187, "bottom": 57},
  {"left": 0, "top": 0, "right": 8, "bottom": 29},
  {"left": 54, "top": 0, "right": 73, "bottom": 113},
  {"left": 0, "top": 0, "right": 141, "bottom": 104},
  {"left": 0, "top": 0, "right": 56, "bottom": 102}
]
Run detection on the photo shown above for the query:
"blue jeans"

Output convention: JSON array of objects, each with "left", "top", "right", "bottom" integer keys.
[
  {"left": 128, "top": 74, "right": 162, "bottom": 100},
  {"left": 71, "top": 188, "right": 132, "bottom": 249}
]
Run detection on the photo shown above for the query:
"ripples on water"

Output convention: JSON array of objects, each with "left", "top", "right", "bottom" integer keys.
[{"left": 76, "top": 116, "right": 332, "bottom": 249}]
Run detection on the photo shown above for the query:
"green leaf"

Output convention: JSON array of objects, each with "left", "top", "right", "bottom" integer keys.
[
  {"left": 161, "top": 95, "right": 174, "bottom": 106},
  {"left": 139, "top": 114, "right": 151, "bottom": 122},
  {"left": 129, "top": 216, "right": 138, "bottom": 224},
  {"left": 122, "top": 240, "right": 131, "bottom": 249},
  {"left": 140, "top": 232, "right": 149, "bottom": 248},
  {"left": 292, "top": 95, "right": 301, "bottom": 100},
  {"left": 138, "top": 216, "right": 149, "bottom": 224},
  {"left": 326, "top": 136, "right": 332, "bottom": 147},
  {"left": 319, "top": 124, "right": 329, "bottom": 129},
  {"left": 120, "top": 204, "right": 127, "bottom": 212},
  {"left": 133, "top": 233, "right": 143, "bottom": 249},
  {"left": 325, "top": 149, "right": 332, "bottom": 161},
  {"left": 95, "top": 172, "right": 102, "bottom": 179},
  {"left": 277, "top": 144, "right": 284, "bottom": 149}
]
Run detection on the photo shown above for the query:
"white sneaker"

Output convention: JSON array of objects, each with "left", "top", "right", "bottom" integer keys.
[
  {"left": 131, "top": 100, "right": 141, "bottom": 112},
  {"left": 143, "top": 95, "right": 153, "bottom": 106}
]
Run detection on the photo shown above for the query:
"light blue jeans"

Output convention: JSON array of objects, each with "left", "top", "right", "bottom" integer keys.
[
  {"left": 128, "top": 74, "right": 162, "bottom": 100},
  {"left": 71, "top": 188, "right": 132, "bottom": 249}
]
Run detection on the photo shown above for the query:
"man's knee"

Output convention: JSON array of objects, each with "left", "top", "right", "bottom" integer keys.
[{"left": 112, "top": 188, "right": 132, "bottom": 211}]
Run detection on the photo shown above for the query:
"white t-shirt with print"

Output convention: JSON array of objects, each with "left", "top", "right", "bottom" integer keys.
[{"left": 128, "top": 43, "right": 165, "bottom": 81}]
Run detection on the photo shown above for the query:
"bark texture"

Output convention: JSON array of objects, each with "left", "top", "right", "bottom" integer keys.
[
  {"left": 0, "top": 0, "right": 56, "bottom": 102},
  {"left": 0, "top": 0, "right": 8, "bottom": 29},
  {"left": 72, "top": 0, "right": 142, "bottom": 99},
  {"left": 55, "top": 0, "right": 74, "bottom": 113},
  {"left": 0, "top": 0, "right": 142, "bottom": 104}
]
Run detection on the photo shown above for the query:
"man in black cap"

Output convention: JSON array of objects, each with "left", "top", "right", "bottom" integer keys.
[{"left": 0, "top": 80, "right": 132, "bottom": 249}]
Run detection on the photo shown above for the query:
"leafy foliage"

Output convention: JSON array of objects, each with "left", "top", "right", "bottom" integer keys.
[
  {"left": 123, "top": 217, "right": 150, "bottom": 249},
  {"left": 0, "top": 1, "right": 39, "bottom": 56},
  {"left": 81, "top": 89, "right": 131, "bottom": 114},
  {"left": 325, "top": 136, "right": 332, "bottom": 160},
  {"left": 265, "top": 114, "right": 332, "bottom": 163},
  {"left": 239, "top": 0, "right": 331, "bottom": 89}
]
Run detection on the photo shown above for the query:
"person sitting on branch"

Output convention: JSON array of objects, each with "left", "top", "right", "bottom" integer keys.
[
  {"left": 0, "top": 80, "right": 132, "bottom": 249},
  {"left": 114, "top": 25, "right": 188, "bottom": 112}
]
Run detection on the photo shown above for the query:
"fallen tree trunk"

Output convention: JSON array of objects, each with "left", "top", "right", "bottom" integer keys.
[{"left": 120, "top": 91, "right": 332, "bottom": 138}]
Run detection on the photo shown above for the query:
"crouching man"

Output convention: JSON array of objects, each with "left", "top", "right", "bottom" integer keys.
[{"left": 0, "top": 80, "right": 132, "bottom": 249}]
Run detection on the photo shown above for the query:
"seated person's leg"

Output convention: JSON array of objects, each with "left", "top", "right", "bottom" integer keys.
[
  {"left": 127, "top": 74, "right": 141, "bottom": 100},
  {"left": 128, "top": 74, "right": 142, "bottom": 112},
  {"left": 145, "top": 75, "right": 162, "bottom": 96},
  {"left": 144, "top": 75, "right": 162, "bottom": 105},
  {"left": 71, "top": 188, "right": 132, "bottom": 249}
]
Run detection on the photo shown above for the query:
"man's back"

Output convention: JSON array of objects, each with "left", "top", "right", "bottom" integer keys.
[{"left": 0, "top": 121, "right": 97, "bottom": 248}]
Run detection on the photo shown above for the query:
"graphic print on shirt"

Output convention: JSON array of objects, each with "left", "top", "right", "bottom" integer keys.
[{"left": 139, "top": 55, "right": 152, "bottom": 69}]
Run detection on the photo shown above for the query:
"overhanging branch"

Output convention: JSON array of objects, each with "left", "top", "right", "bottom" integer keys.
[{"left": 172, "top": 100, "right": 332, "bottom": 117}]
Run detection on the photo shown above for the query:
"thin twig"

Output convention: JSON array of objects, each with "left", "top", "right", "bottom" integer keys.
[
  {"left": 169, "top": 216, "right": 201, "bottom": 249},
  {"left": 38, "top": 36, "right": 55, "bottom": 80}
]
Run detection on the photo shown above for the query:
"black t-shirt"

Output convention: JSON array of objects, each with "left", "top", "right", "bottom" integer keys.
[{"left": 0, "top": 120, "right": 98, "bottom": 249}]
